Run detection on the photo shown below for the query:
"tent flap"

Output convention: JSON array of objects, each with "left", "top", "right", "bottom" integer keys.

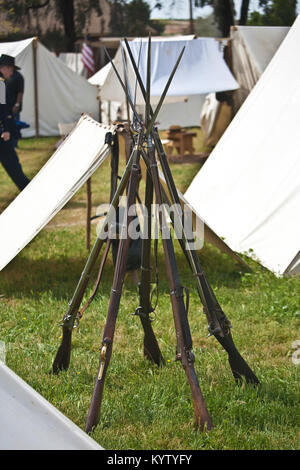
[
  {"left": 231, "top": 25, "right": 289, "bottom": 114},
  {"left": 100, "top": 37, "right": 238, "bottom": 105},
  {"left": 0, "top": 362, "right": 102, "bottom": 450},
  {"left": 185, "top": 16, "right": 300, "bottom": 276},
  {"left": 0, "top": 116, "right": 115, "bottom": 271},
  {"left": 0, "top": 37, "right": 99, "bottom": 136},
  {"left": 91, "top": 36, "right": 238, "bottom": 129}
]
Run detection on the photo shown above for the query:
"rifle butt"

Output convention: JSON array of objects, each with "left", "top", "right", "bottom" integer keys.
[
  {"left": 85, "top": 342, "right": 112, "bottom": 433},
  {"left": 85, "top": 380, "right": 104, "bottom": 433},
  {"left": 143, "top": 325, "right": 165, "bottom": 366},
  {"left": 228, "top": 353, "right": 259, "bottom": 385},
  {"left": 183, "top": 360, "right": 213, "bottom": 431},
  {"left": 51, "top": 327, "right": 72, "bottom": 374},
  {"left": 217, "top": 335, "right": 259, "bottom": 385}
]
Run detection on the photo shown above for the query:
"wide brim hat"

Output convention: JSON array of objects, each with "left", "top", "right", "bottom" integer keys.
[{"left": 0, "top": 54, "right": 20, "bottom": 70}]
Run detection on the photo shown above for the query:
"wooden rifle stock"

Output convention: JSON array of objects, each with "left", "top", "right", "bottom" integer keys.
[
  {"left": 135, "top": 153, "right": 164, "bottom": 366},
  {"left": 146, "top": 139, "right": 213, "bottom": 430},
  {"left": 86, "top": 132, "right": 144, "bottom": 433}
]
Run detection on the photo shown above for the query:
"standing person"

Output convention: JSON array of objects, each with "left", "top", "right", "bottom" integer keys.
[
  {"left": 5, "top": 57, "right": 24, "bottom": 148},
  {"left": 0, "top": 55, "right": 30, "bottom": 191}
]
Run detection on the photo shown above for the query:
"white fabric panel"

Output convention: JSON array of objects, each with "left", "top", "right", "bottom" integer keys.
[
  {"left": 58, "top": 52, "right": 85, "bottom": 76},
  {"left": 88, "top": 36, "right": 196, "bottom": 88},
  {"left": 200, "top": 93, "right": 220, "bottom": 137},
  {"left": 100, "top": 100, "right": 121, "bottom": 125},
  {"left": 201, "top": 26, "right": 290, "bottom": 144},
  {"left": 91, "top": 68, "right": 206, "bottom": 129},
  {"left": 92, "top": 36, "right": 236, "bottom": 128},
  {"left": 235, "top": 25, "right": 290, "bottom": 75},
  {"left": 100, "top": 38, "right": 238, "bottom": 105},
  {"left": 231, "top": 26, "right": 289, "bottom": 114},
  {"left": 0, "top": 362, "right": 102, "bottom": 450},
  {"left": 0, "top": 79, "right": 5, "bottom": 103},
  {"left": 129, "top": 39, "right": 238, "bottom": 100},
  {"left": 88, "top": 61, "right": 111, "bottom": 86},
  {"left": 0, "top": 37, "right": 33, "bottom": 57},
  {"left": 0, "top": 38, "right": 99, "bottom": 136},
  {"left": 134, "top": 35, "right": 196, "bottom": 42},
  {"left": 89, "top": 63, "right": 123, "bottom": 125},
  {"left": 0, "top": 116, "right": 114, "bottom": 271},
  {"left": 185, "top": 16, "right": 300, "bottom": 276},
  {"left": 35, "top": 42, "right": 98, "bottom": 136},
  {"left": 137, "top": 94, "right": 206, "bottom": 130}
]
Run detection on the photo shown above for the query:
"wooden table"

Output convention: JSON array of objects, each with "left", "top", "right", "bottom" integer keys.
[{"left": 163, "top": 126, "right": 197, "bottom": 158}]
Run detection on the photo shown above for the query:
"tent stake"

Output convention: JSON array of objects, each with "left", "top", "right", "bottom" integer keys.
[{"left": 32, "top": 37, "right": 39, "bottom": 138}]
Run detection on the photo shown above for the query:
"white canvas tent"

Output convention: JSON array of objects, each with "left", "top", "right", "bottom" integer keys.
[
  {"left": 89, "top": 61, "right": 122, "bottom": 125},
  {"left": 200, "top": 92, "right": 232, "bottom": 148},
  {"left": 144, "top": 95, "right": 207, "bottom": 130},
  {"left": 90, "top": 36, "right": 238, "bottom": 129},
  {"left": 201, "top": 25, "right": 290, "bottom": 147},
  {"left": 0, "top": 115, "right": 115, "bottom": 271},
  {"left": 0, "top": 361, "right": 102, "bottom": 450},
  {"left": 0, "top": 37, "right": 99, "bottom": 137},
  {"left": 185, "top": 16, "right": 300, "bottom": 276}
]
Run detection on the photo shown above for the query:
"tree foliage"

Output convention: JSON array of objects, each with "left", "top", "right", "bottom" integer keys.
[
  {"left": 108, "top": 0, "right": 163, "bottom": 37},
  {"left": 159, "top": 0, "right": 296, "bottom": 35},
  {"left": 108, "top": 0, "right": 126, "bottom": 36},
  {"left": 248, "top": 0, "right": 297, "bottom": 26},
  {"left": 155, "top": 0, "right": 236, "bottom": 36},
  {"left": 194, "top": 13, "right": 221, "bottom": 37},
  {"left": 199, "top": 0, "right": 235, "bottom": 36},
  {"left": 0, "top": 0, "right": 103, "bottom": 50}
]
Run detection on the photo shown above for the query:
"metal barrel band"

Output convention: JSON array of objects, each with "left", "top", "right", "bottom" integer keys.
[
  {"left": 193, "top": 271, "right": 206, "bottom": 279},
  {"left": 60, "top": 312, "right": 73, "bottom": 327},
  {"left": 98, "top": 338, "right": 112, "bottom": 381},
  {"left": 185, "top": 349, "right": 195, "bottom": 366},
  {"left": 111, "top": 288, "right": 122, "bottom": 296},
  {"left": 170, "top": 286, "right": 184, "bottom": 299},
  {"left": 132, "top": 305, "right": 156, "bottom": 322}
]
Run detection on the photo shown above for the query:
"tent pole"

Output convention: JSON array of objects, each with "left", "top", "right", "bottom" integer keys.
[
  {"left": 32, "top": 37, "right": 39, "bottom": 138},
  {"left": 108, "top": 101, "right": 111, "bottom": 124},
  {"left": 86, "top": 178, "right": 92, "bottom": 250},
  {"left": 98, "top": 86, "right": 102, "bottom": 124},
  {"left": 86, "top": 112, "right": 93, "bottom": 250}
]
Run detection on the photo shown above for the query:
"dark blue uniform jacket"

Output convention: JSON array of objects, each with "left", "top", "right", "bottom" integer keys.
[{"left": 0, "top": 79, "right": 19, "bottom": 137}]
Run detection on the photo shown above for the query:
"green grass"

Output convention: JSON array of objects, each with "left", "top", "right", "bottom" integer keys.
[{"left": 0, "top": 136, "right": 299, "bottom": 450}]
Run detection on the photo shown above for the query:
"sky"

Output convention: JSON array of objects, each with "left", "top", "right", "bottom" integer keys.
[{"left": 148, "top": 0, "right": 300, "bottom": 20}]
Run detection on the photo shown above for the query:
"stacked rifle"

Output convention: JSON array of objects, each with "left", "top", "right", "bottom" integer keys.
[{"left": 52, "top": 36, "right": 259, "bottom": 434}]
